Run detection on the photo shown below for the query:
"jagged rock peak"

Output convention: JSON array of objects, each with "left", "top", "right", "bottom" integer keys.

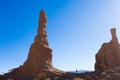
[
  {"left": 95, "top": 28, "right": 120, "bottom": 72},
  {"left": 34, "top": 10, "right": 49, "bottom": 47}
]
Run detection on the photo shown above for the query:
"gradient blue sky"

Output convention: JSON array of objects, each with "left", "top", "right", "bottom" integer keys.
[{"left": 0, "top": 0, "right": 120, "bottom": 73}]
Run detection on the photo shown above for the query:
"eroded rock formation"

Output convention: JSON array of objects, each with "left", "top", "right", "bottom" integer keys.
[
  {"left": 19, "top": 10, "right": 66, "bottom": 77},
  {"left": 95, "top": 28, "right": 120, "bottom": 72}
]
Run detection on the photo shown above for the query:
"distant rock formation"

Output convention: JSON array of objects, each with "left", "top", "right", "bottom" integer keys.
[{"left": 95, "top": 28, "right": 120, "bottom": 72}]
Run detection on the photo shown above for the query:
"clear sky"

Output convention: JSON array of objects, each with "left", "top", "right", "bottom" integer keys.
[{"left": 0, "top": 0, "right": 120, "bottom": 73}]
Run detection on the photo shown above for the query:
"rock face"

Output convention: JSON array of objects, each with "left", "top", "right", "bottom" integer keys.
[{"left": 95, "top": 28, "right": 120, "bottom": 72}]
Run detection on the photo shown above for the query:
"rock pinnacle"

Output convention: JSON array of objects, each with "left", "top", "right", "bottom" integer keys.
[{"left": 34, "top": 10, "right": 49, "bottom": 47}]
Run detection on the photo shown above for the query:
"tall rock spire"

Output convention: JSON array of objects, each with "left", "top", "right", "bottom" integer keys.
[
  {"left": 34, "top": 10, "right": 49, "bottom": 47},
  {"left": 3, "top": 10, "right": 65, "bottom": 79},
  {"left": 20, "top": 10, "right": 52, "bottom": 76}
]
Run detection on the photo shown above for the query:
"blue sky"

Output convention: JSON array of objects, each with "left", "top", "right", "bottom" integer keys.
[{"left": 0, "top": 0, "right": 120, "bottom": 73}]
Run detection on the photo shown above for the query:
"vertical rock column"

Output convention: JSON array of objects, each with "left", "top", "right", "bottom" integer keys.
[
  {"left": 20, "top": 10, "right": 52, "bottom": 76},
  {"left": 110, "top": 28, "right": 119, "bottom": 46},
  {"left": 35, "top": 10, "right": 49, "bottom": 46}
]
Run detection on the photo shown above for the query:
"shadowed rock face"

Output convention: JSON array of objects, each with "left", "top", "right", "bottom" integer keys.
[{"left": 95, "top": 28, "right": 120, "bottom": 72}]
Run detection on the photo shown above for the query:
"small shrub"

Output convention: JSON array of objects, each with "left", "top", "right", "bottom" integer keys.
[
  {"left": 36, "top": 72, "right": 47, "bottom": 80},
  {"left": 73, "top": 77, "right": 83, "bottom": 80},
  {"left": 45, "top": 78, "right": 51, "bottom": 80}
]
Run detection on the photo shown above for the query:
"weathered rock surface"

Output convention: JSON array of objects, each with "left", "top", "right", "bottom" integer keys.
[{"left": 95, "top": 28, "right": 120, "bottom": 72}]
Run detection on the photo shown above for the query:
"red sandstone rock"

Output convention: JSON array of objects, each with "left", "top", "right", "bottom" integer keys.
[{"left": 95, "top": 28, "right": 120, "bottom": 72}]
